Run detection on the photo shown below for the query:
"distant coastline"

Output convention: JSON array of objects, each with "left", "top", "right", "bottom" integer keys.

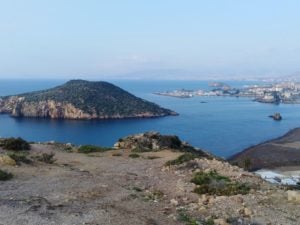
[{"left": 154, "top": 81, "right": 300, "bottom": 104}]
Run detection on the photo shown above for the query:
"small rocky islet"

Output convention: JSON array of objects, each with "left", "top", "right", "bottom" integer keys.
[
  {"left": 0, "top": 80, "right": 178, "bottom": 120},
  {"left": 0, "top": 132, "right": 300, "bottom": 225}
]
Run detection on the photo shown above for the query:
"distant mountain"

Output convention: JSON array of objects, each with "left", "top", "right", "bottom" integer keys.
[
  {"left": 229, "top": 128, "right": 300, "bottom": 170},
  {"left": 0, "top": 80, "right": 177, "bottom": 119}
]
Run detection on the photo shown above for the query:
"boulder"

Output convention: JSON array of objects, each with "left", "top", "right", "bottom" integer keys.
[
  {"left": 0, "top": 155, "right": 16, "bottom": 166},
  {"left": 287, "top": 190, "right": 300, "bottom": 203},
  {"left": 213, "top": 218, "right": 230, "bottom": 225}
]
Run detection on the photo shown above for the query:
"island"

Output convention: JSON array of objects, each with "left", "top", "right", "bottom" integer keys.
[{"left": 0, "top": 80, "right": 178, "bottom": 120}]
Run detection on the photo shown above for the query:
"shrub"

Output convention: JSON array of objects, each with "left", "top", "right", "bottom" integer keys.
[
  {"left": 34, "top": 152, "right": 56, "bottom": 164},
  {"left": 77, "top": 145, "right": 112, "bottom": 153},
  {"left": 131, "top": 147, "right": 150, "bottom": 152},
  {"left": 1, "top": 137, "right": 30, "bottom": 151},
  {"left": 177, "top": 212, "right": 199, "bottom": 225},
  {"left": 147, "top": 156, "right": 160, "bottom": 160},
  {"left": 144, "top": 190, "right": 164, "bottom": 201},
  {"left": 165, "top": 153, "right": 197, "bottom": 166},
  {"left": 129, "top": 153, "right": 140, "bottom": 158},
  {"left": 191, "top": 170, "right": 250, "bottom": 196},
  {"left": 243, "top": 158, "right": 252, "bottom": 171},
  {"left": 157, "top": 135, "right": 182, "bottom": 149},
  {"left": 0, "top": 169, "right": 13, "bottom": 181},
  {"left": 7, "top": 152, "right": 31, "bottom": 164}
]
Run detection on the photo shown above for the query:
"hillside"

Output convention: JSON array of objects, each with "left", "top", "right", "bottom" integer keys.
[
  {"left": 0, "top": 133, "right": 299, "bottom": 225},
  {"left": 0, "top": 80, "right": 177, "bottom": 119},
  {"left": 229, "top": 128, "right": 300, "bottom": 170}
]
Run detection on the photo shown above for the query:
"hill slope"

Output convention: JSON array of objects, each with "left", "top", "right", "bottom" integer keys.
[
  {"left": 229, "top": 128, "right": 300, "bottom": 170},
  {"left": 0, "top": 80, "right": 177, "bottom": 119}
]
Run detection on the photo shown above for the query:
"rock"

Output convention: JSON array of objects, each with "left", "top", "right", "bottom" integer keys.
[
  {"left": 287, "top": 190, "right": 300, "bottom": 203},
  {"left": 114, "top": 132, "right": 210, "bottom": 157},
  {"left": 198, "top": 195, "right": 209, "bottom": 205},
  {"left": 243, "top": 207, "right": 252, "bottom": 217},
  {"left": 213, "top": 218, "right": 230, "bottom": 225},
  {"left": 0, "top": 155, "right": 16, "bottom": 166},
  {"left": 232, "top": 195, "right": 244, "bottom": 204},
  {"left": 269, "top": 113, "right": 282, "bottom": 121},
  {"left": 170, "top": 199, "right": 178, "bottom": 206}
]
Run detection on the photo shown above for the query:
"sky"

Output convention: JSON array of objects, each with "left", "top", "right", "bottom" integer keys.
[{"left": 1, "top": 0, "right": 300, "bottom": 79}]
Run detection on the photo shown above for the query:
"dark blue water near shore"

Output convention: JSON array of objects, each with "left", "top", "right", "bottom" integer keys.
[{"left": 1, "top": 79, "right": 300, "bottom": 158}]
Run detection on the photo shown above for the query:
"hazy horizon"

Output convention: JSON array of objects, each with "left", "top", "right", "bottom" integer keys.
[{"left": 1, "top": 1, "right": 300, "bottom": 80}]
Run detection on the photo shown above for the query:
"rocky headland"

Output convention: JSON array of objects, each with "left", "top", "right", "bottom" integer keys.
[
  {"left": 0, "top": 80, "right": 178, "bottom": 120},
  {"left": 0, "top": 132, "right": 300, "bottom": 225}
]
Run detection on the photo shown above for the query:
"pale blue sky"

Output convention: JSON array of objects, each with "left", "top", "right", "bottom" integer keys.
[{"left": 1, "top": 0, "right": 300, "bottom": 79}]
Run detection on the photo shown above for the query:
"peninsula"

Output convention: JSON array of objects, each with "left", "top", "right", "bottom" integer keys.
[
  {"left": 229, "top": 128, "right": 300, "bottom": 171},
  {"left": 0, "top": 80, "right": 177, "bottom": 120}
]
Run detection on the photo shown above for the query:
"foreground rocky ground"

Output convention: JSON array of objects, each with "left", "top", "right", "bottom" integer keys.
[{"left": 0, "top": 133, "right": 300, "bottom": 225}]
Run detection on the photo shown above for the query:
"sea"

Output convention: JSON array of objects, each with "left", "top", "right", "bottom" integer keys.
[{"left": 1, "top": 79, "right": 300, "bottom": 158}]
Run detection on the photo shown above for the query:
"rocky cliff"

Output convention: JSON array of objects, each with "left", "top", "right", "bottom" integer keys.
[{"left": 0, "top": 80, "right": 178, "bottom": 119}]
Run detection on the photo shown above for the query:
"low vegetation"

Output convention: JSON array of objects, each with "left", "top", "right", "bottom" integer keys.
[
  {"left": 0, "top": 169, "right": 13, "bottom": 181},
  {"left": 177, "top": 212, "right": 199, "bottom": 225},
  {"left": 34, "top": 153, "right": 56, "bottom": 164},
  {"left": 0, "top": 137, "right": 30, "bottom": 151},
  {"left": 7, "top": 151, "right": 31, "bottom": 164},
  {"left": 191, "top": 170, "right": 250, "bottom": 196},
  {"left": 177, "top": 210, "right": 216, "bottom": 225},
  {"left": 128, "top": 153, "right": 140, "bottom": 158},
  {"left": 143, "top": 190, "right": 164, "bottom": 202},
  {"left": 165, "top": 153, "right": 197, "bottom": 166},
  {"left": 147, "top": 156, "right": 160, "bottom": 160},
  {"left": 77, "top": 145, "right": 112, "bottom": 154}
]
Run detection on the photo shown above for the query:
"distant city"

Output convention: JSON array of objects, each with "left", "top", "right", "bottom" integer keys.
[{"left": 154, "top": 81, "right": 300, "bottom": 104}]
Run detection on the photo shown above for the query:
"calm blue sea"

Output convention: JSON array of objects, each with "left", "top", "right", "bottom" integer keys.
[{"left": 1, "top": 79, "right": 300, "bottom": 158}]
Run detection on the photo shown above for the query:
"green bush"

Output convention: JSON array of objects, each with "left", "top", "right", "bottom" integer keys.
[
  {"left": 0, "top": 137, "right": 30, "bottom": 151},
  {"left": 165, "top": 153, "right": 197, "bottom": 166},
  {"left": 129, "top": 153, "right": 140, "bottom": 158},
  {"left": 0, "top": 170, "right": 13, "bottom": 181},
  {"left": 77, "top": 145, "right": 112, "bottom": 153},
  {"left": 7, "top": 152, "right": 31, "bottom": 164},
  {"left": 191, "top": 170, "right": 250, "bottom": 196},
  {"left": 177, "top": 212, "right": 199, "bottom": 225}
]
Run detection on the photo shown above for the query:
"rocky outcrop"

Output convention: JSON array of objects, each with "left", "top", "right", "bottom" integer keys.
[
  {"left": 0, "top": 155, "right": 16, "bottom": 166},
  {"left": 114, "top": 131, "right": 212, "bottom": 157},
  {"left": 269, "top": 112, "right": 282, "bottom": 121}
]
